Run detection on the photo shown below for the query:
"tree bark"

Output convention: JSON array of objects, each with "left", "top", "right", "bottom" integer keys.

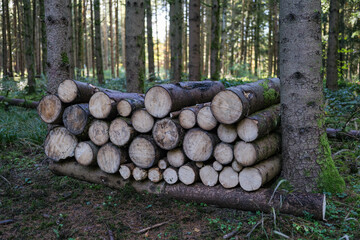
[
  {"left": 115, "top": 0, "right": 120, "bottom": 77},
  {"left": 90, "top": 0, "right": 96, "bottom": 78},
  {"left": 94, "top": 0, "right": 104, "bottom": 84},
  {"left": 109, "top": 0, "right": 115, "bottom": 78},
  {"left": 169, "top": 0, "right": 183, "bottom": 82},
  {"left": 23, "top": 0, "right": 35, "bottom": 93},
  {"left": 210, "top": 0, "right": 220, "bottom": 80},
  {"left": 39, "top": 0, "right": 47, "bottom": 74},
  {"left": 279, "top": 0, "right": 345, "bottom": 193},
  {"left": 2, "top": 0, "right": 8, "bottom": 77},
  {"left": 188, "top": 0, "right": 201, "bottom": 81},
  {"left": 6, "top": 0, "right": 13, "bottom": 76},
  {"left": 146, "top": 0, "right": 155, "bottom": 81}
]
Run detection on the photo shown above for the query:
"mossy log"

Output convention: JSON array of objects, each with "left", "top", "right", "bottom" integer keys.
[
  {"left": 0, "top": 96, "right": 38, "bottom": 109},
  {"left": 326, "top": 128, "right": 360, "bottom": 140},
  {"left": 49, "top": 160, "right": 326, "bottom": 220}
]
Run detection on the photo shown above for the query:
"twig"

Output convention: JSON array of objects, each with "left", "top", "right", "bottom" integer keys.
[
  {"left": 246, "top": 221, "right": 262, "bottom": 238},
  {"left": 108, "top": 229, "right": 114, "bottom": 240},
  {"left": 223, "top": 229, "right": 239, "bottom": 239},
  {"left": 0, "top": 175, "right": 11, "bottom": 185},
  {"left": 136, "top": 221, "right": 169, "bottom": 234},
  {"left": 0, "top": 219, "right": 15, "bottom": 225}
]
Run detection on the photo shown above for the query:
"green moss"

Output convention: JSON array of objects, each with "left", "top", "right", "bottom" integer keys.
[
  {"left": 61, "top": 52, "right": 69, "bottom": 64},
  {"left": 259, "top": 79, "right": 279, "bottom": 102}
]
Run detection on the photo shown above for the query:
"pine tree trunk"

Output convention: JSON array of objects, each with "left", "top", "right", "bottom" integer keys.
[
  {"left": 146, "top": 0, "right": 155, "bottom": 81},
  {"left": 13, "top": 0, "right": 19, "bottom": 73},
  {"left": 210, "top": 0, "right": 220, "bottom": 80},
  {"left": 169, "top": 0, "right": 183, "bottom": 82},
  {"left": 125, "top": 0, "right": 145, "bottom": 93},
  {"left": 155, "top": 0, "right": 160, "bottom": 75},
  {"left": 183, "top": 0, "right": 188, "bottom": 74},
  {"left": 189, "top": 0, "right": 201, "bottom": 81},
  {"left": 109, "top": 0, "right": 115, "bottom": 78},
  {"left": 280, "top": 0, "right": 345, "bottom": 193},
  {"left": 39, "top": 0, "right": 47, "bottom": 75},
  {"left": 219, "top": 0, "right": 228, "bottom": 76},
  {"left": 94, "top": 0, "right": 104, "bottom": 84},
  {"left": 254, "top": 0, "right": 261, "bottom": 76},
  {"left": 23, "top": 0, "right": 35, "bottom": 93},
  {"left": 2, "top": 0, "right": 8, "bottom": 77},
  {"left": 115, "top": 0, "right": 120, "bottom": 77},
  {"left": 326, "top": 0, "right": 339, "bottom": 90},
  {"left": 83, "top": 0, "right": 89, "bottom": 77},
  {"left": 90, "top": 0, "right": 96, "bottom": 78},
  {"left": 267, "top": 0, "right": 273, "bottom": 77},
  {"left": 6, "top": 0, "right": 13, "bottom": 76}
]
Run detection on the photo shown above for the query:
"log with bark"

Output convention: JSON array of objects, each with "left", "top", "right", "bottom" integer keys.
[
  {"left": 219, "top": 166, "right": 239, "bottom": 189},
  {"left": 63, "top": 104, "right": 92, "bottom": 136},
  {"left": 199, "top": 165, "right": 219, "bottom": 187},
  {"left": 119, "top": 163, "right": 135, "bottom": 180},
  {"left": 217, "top": 123, "right": 238, "bottom": 143},
  {"left": 211, "top": 78, "right": 280, "bottom": 124},
  {"left": 109, "top": 117, "right": 136, "bottom": 146},
  {"left": 145, "top": 81, "right": 225, "bottom": 118},
  {"left": 88, "top": 120, "right": 110, "bottom": 146},
  {"left": 148, "top": 167, "right": 163, "bottom": 183},
  {"left": 75, "top": 141, "right": 99, "bottom": 166},
  {"left": 178, "top": 163, "right": 199, "bottom": 185},
  {"left": 44, "top": 127, "right": 78, "bottom": 161},
  {"left": 214, "top": 142, "right": 233, "bottom": 165},
  {"left": 152, "top": 118, "right": 185, "bottom": 150},
  {"left": 37, "top": 95, "right": 64, "bottom": 124},
  {"left": 117, "top": 98, "right": 145, "bottom": 117},
  {"left": 89, "top": 90, "right": 144, "bottom": 119},
  {"left": 97, "top": 143, "right": 127, "bottom": 174},
  {"left": 197, "top": 105, "right": 218, "bottom": 131},
  {"left": 57, "top": 79, "right": 100, "bottom": 103},
  {"left": 326, "top": 128, "right": 360, "bottom": 140},
  {"left": 178, "top": 103, "right": 210, "bottom": 129},
  {"left": 234, "top": 133, "right": 281, "bottom": 166},
  {"left": 49, "top": 161, "right": 326, "bottom": 220},
  {"left": 239, "top": 155, "right": 281, "bottom": 191},
  {"left": 0, "top": 96, "right": 38, "bottom": 109},
  {"left": 183, "top": 128, "right": 219, "bottom": 162},
  {"left": 167, "top": 148, "right": 188, "bottom": 167},
  {"left": 163, "top": 167, "right": 179, "bottom": 184},
  {"left": 131, "top": 109, "right": 154, "bottom": 133},
  {"left": 129, "top": 135, "right": 163, "bottom": 168},
  {"left": 237, "top": 104, "right": 280, "bottom": 142}
]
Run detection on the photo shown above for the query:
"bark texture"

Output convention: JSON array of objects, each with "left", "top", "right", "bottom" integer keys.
[
  {"left": 94, "top": 0, "right": 104, "bottom": 84},
  {"left": 326, "top": 0, "right": 339, "bottom": 90},
  {"left": 169, "top": 0, "right": 183, "bottom": 82},
  {"left": 188, "top": 0, "right": 201, "bottom": 81}
]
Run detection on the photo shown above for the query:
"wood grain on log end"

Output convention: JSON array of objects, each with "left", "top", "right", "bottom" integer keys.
[
  {"left": 129, "top": 136, "right": 159, "bottom": 169},
  {"left": 37, "top": 95, "right": 63, "bottom": 124},
  {"left": 97, "top": 143, "right": 126, "bottom": 174},
  {"left": 163, "top": 167, "right": 178, "bottom": 184},
  {"left": 75, "top": 141, "right": 98, "bottom": 166},
  {"left": 217, "top": 123, "right": 238, "bottom": 143},
  {"left": 214, "top": 143, "right": 233, "bottom": 165},
  {"left": 89, "top": 92, "right": 113, "bottom": 119},
  {"left": 179, "top": 163, "right": 198, "bottom": 185},
  {"left": 63, "top": 104, "right": 90, "bottom": 135},
  {"left": 197, "top": 106, "right": 218, "bottom": 131},
  {"left": 109, "top": 118, "right": 135, "bottom": 146},
  {"left": 145, "top": 86, "right": 172, "bottom": 118},
  {"left": 88, "top": 120, "right": 110, "bottom": 146},
  {"left": 131, "top": 109, "right": 154, "bottom": 133},
  {"left": 133, "top": 167, "right": 148, "bottom": 181},
  {"left": 199, "top": 165, "right": 218, "bottom": 187},
  {"left": 148, "top": 167, "right": 163, "bottom": 183},
  {"left": 179, "top": 109, "right": 196, "bottom": 129},
  {"left": 57, "top": 79, "right": 78, "bottom": 103},
  {"left": 237, "top": 118, "right": 258, "bottom": 142},
  {"left": 234, "top": 141, "right": 256, "bottom": 166},
  {"left": 119, "top": 163, "right": 135, "bottom": 180},
  {"left": 153, "top": 118, "right": 184, "bottom": 150},
  {"left": 211, "top": 90, "right": 243, "bottom": 124},
  {"left": 44, "top": 127, "right": 78, "bottom": 161},
  {"left": 167, "top": 148, "right": 187, "bottom": 167},
  {"left": 219, "top": 166, "right": 239, "bottom": 189}
]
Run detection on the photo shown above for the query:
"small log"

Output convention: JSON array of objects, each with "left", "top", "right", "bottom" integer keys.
[
  {"left": 117, "top": 98, "right": 145, "bottom": 117},
  {"left": 239, "top": 155, "right": 281, "bottom": 191},
  {"left": 145, "top": 81, "right": 225, "bottom": 118},
  {"left": 167, "top": 148, "right": 188, "bottom": 167},
  {"left": 199, "top": 165, "right": 219, "bottom": 187},
  {"left": 178, "top": 163, "right": 199, "bottom": 185},
  {"left": 217, "top": 123, "right": 238, "bottom": 143},
  {"left": 131, "top": 109, "right": 154, "bottom": 133},
  {"left": 63, "top": 104, "right": 92, "bottom": 136},
  {"left": 89, "top": 90, "right": 144, "bottom": 119},
  {"left": 231, "top": 160, "right": 243, "bottom": 172},
  {"left": 152, "top": 118, "right": 185, "bottom": 150},
  {"left": 326, "top": 128, "right": 360, "bottom": 140},
  {"left": 234, "top": 133, "right": 281, "bottom": 166},
  {"left": 183, "top": 128, "right": 220, "bottom": 162},
  {"left": 237, "top": 104, "right": 280, "bottom": 142},
  {"left": 158, "top": 158, "right": 169, "bottom": 170},
  {"left": 163, "top": 167, "right": 178, "bottom": 184},
  {"left": 169, "top": 110, "right": 181, "bottom": 118},
  {"left": 37, "top": 95, "right": 64, "bottom": 124},
  {"left": 97, "top": 143, "right": 127, "bottom": 174},
  {"left": 219, "top": 166, "right": 239, "bottom": 189},
  {"left": 75, "top": 141, "right": 99, "bottom": 166},
  {"left": 211, "top": 78, "right": 280, "bottom": 124},
  {"left": 44, "top": 127, "right": 78, "bottom": 161},
  {"left": 109, "top": 117, "right": 136, "bottom": 146},
  {"left": 214, "top": 142, "right": 233, "bottom": 165},
  {"left": 57, "top": 79, "right": 99, "bottom": 103},
  {"left": 49, "top": 161, "right": 327, "bottom": 220},
  {"left": 88, "top": 120, "right": 110, "bottom": 146},
  {"left": 0, "top": 96, "right": 38, "bottom": 108},
  {"left": 197, "top": 105, "right": 218, "bottom": 131},
  {"left": 212, "top": 161, "right": 223, "bottom": 172},
  {"left": 119, "top": 163, "right": 135, "bottom": 180},
  {"left": 148, "top": 167, "right": 163, "bottom": 183},
  {"left": 178, "top": 103, "right": 210, "bottom": 129},
  {"left": 129, "top": 135, "right": 163, "bottom": 168},
  {"left": 133, "top": 167, "right": 148, "bottom": 181}
]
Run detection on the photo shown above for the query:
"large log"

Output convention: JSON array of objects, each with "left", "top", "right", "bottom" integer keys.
[
  {"left": 197, "top": 105, "right": 218, "bottom": 131},
  {"left": 49, "top": 161, "right": 326, "bottom": 220},
  {"left": 89, "top": 90, "right": 144, "bottom": 119},
  {"left": 129, "top": 135, "right": 163, "bottom": 168},
  {"left": 234, "top": 133, "right": 281, "bottom": 166},
  {"left": 109, "top": 118, "right": 136, "bottom": 146},
  {"left": 117, "top": 98, "right": 145, "bottom": 117},
  {"left": 0, "top": 96, "right": 38, "bottom": 109},
  {"left": 44, "top": 127, "right": 78, "bottom": 161},
  {"left": 217, "top": 123, "right": 238, "bottom": 143},
  {"left": 178, "top": 103, "right": 210, "bottom": 129},
  {"left": 145, "top": 81, "right": 225, "bottom": 118},
  {"left": 75, "top": 141, "right": 99, "bottom": 166},
  {"left": 199, "top": 165, "right": 219, "bottom": 187},
  {"left": 63, "top": 104, "right": 92, "bottom": 136},
  {"left": 183, "top": 128, "right": 220, "bottom": 162},
  {"left": 152, "top": 118, "right": 185, "bottom": 150},
  {"left": 237, "top": 104, "right": 280, "bottom": 142},
  {"left": 88, "top": 120, "right": 110, "bottom": 146},
  {"left": 131, "top": 109, "right": 154, "bottom": 133},
  {"left": 97, "top": 143, "right": 127, "bottom": 174},
  {"left": 211, "top": 78, "right": 280, "bottom": 124},
  {"left": 37, "top": 95, "right": 64, "bottom": 124},
  {"left": 239, "top": 155, "right": 281, "bottom": 192},
  {"left": 57, "top": 80, "right": 100, "bottom": 103}
]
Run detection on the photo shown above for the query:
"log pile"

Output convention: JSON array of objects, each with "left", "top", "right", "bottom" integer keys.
[{"left": 38, "top": 79, "right": 326, "bottom": 219}]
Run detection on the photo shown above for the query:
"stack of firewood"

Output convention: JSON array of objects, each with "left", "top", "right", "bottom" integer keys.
[{"left": 38, "top": 78, "right": 281, "bottom": 192}]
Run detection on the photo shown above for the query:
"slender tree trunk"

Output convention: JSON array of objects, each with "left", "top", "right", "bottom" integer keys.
[
  {"left": 2, "top": 0, "right": 8, "bottom": 77},
  {"left": 254, "top": 0, "right": 260, "bottom": 76},
  {"left": 170, "top": 0, "right": 183, "bottom": 82},
  {"left": 229, "top": 0, "right": 235, "bottom": 75},
  {"left": 83, "top": 0, "right": 89, "bottom": 77},
  {"left": 219, "top": 0, "right": 228, "bottom": 77},
  {"left": 267, "top": 0, "right": 273, "bottom": 76},
  {"left": 90, "top": 0, "right": 95, "bottom": 77},
  {"left": 240, "top": 0, "right": 246, "bottom": 64},
  {"left": 125, "top": 0, "right": 145, "bottom": 93},
  {"left": 6, "top": 0, "right": 13, "bottom": 76},
  {"left": 338, "top": 0, "right": 345, "bottom": 78},
  {"left": 199, "top": 2, "right": 204, "bottom": 75},
  {"left": 73, "top": 0, "right": 77, "bottom": 75},
  {"left": 121, "top": 2, "right": 126, "bottom": 70},
  {"left": 210, "top": 0, "right": 220, "bottom": 80},
  {"left": 23, "top": 0, "right": 35, "bottom": 93},
  {"left": 13, "top": 0, "right": 19, "bottom": 73},
  {"left": 33, "top": 0, "right": 39, "bottom": 75},
  {"left": 94, "top": 0, "right": 104, "bottom": 84},
  {"left": 164, "top": 5, "right": 169, "bottom": 78},
  {"left": 326, "top": 0, "right": 339, "bottom": 90},
  {"left": 273, "top": 2, "right": 279, "bottom": 77},
  {"left": 243, "top": 1, "right": 251, "bottom": 65},
  {"left": 204, "top": 0, "right": 211, "bottom": 77},
  {"left": 280, "top": 0, "right": 345, "bottom": 193},
  {"left": 183, "top": 0, "right": 188, "bottom": 73},
  {"left": 189, "top": 0, "right": 201, "bottom": 81},
  {"left": 115, "top": 0, "right": 120, "bottom": 77},
  {"left": 102, "top": 9, "right": 108, "bottom": 71},
  {"left": 77, "top": 0, "right": 83, "bottom": 77},
  {"left": 155, "top": 0, "right": 160, "bottom": 75},
  {"left": 16, "top": 0, "right": 25, "bottom": 76},
  {"left": 109, "top": 0, "right": 115, "bottom": 78},
  {"left": 39, "top": 0, "right": 47, "bottom": 75},
  {"left": 146, "top": 0, "right": 155, "bottom": 81}
]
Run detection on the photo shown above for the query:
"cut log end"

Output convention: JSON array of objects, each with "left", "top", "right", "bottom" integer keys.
[
  {"left": 145, "top": 86, "right": 172, "bottom": 118},
  {"left": 212, "top": 161, "right": 223, "bottom": 172},
  {"left": 148, "top": 167, "right": 163, "bottom": 183},
  {"left": 63, "top": 104, "right": 89, "bottom": 135},
  {"left": 214, "top": 143, "right": 233, "bottom": 165},
  {"left": 163, "top": 167, "right": 178, "bottom": 184},
  {"left": 44, "top": 127, "right": 78, "bottom": 161},
  {"left": 239, "top": 168, "right": 262, "bottom": 191},
  {"left": 234, "top": 141, "right": 256, "bottom": 166},
  {"left": 153, "top": 118, "right": 184, "bottom": 150},
  {"left": 179, "top": 164, "right": 198, "bottom": 185},
  {"left": 219, "top": 166, "right": 239, "bottom": 189},
  {"left": 237, "top": 118, "right": 259, "bottom": 142},
  {"left": 75, "top": 141, "right": 98, "bottom": 166},
  {"left": 117, "top": 100, "right": 132, "bottom": 117},
  {"left": 211, "top": 90, "right": 243, "bottom": 124},
  {"left": 167, "top": 148, "right": 187, "bottom": 167},
  {"left": 217, "top": 124, "right": 238, "bottom": 143},
  {"left": 179, "top": 109, "right": 196, "bottom": 129},
  {"left": 199, "top": 165, "right": 219, "bottom": 187},
  {"left": 197, "top": 106, "right": 218, "bottom": 131},
  {"left": 131, "top": 109, "right": 155, "bottom": 133},
  {"left": 129, "top": 136, "right": 157, "bottom": 169},
  {"left": 97, "top": 143, "right": 125, "bottom": 174},
  {"left": 57, "top": 79, "right": 78, "bottom": 103},
  {"left": 109, "top": 118, "right": 134, "bottom": 146},
  {"left": 119, "top": 163, "right": 135, "bottom": 180},
  {"left": 133, "top": 167, "right": 148, "bottom": 181},
  {"left": 89, "top": 120, "right": 110, "bottom": 146},
  {"left": 38, "top": 95, "right": 63, "bottom": 123},
  {"left": 183, "top": 129, "right": 218, "bottom": 162},
  {"left": 158, "top": 159, "right": 169, "bottom": 170},
  {"left": 89, "top": 92, "right": 112, "bottom": 119}
]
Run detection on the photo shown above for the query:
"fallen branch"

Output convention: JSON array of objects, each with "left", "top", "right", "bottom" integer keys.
[
  {"left": 0, "top": 96, "right": 38, "bottom": 109},
  {"left": 136, "top": 221, "right": 169, "bottom": 234},
  {"left": 326, "top": 128, "right": 360, "bottom": 140},
  {"left": 0, "top": 219, "right": 15, "bottom": 225}
]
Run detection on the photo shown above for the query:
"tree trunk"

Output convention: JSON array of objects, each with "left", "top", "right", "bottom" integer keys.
[
  {"left": 63, "top": 103, "right": 92, "bottom": 136},
  {"left": 129, "top": 135, "right": 163, "bottom": 169},
  {"left": 125, "top": 0, "right": 145, "bottom": 93},
  {"left": 183, "top": 0, "right": 188, "bottom": 74},
  {"left": 279, "top": 0, "right": 345, "bottom": 193},
  {"left": 146, "top": 0, "right": 155, "bottom": 81},
  {"left": 6, "top": 0, "right": 13, "bottom": 76},
  {"left": 254, "top": 0, "right": 261, "bottom": 76},
  {"left": 88, "top": 120, "right": 110, "bottom": 146},
  {"left": 217, "top": 123, "right": 237, "bottom": 143},
  {"left": 189, "top": 0, "right": 201, "bottom": 81},
  {"left": 152, "top": 118, "right": 185, "bottom": 150},
  {"left": 109, "top": 117, "right": 136, "bottom": 146},
  {"left": 0, "top": 96, "right": 38, "bottom": 109},
  {"left": 39, "top": 0, "right": 47, "bottom": 75},
  {"left": 267, "top": 0, "right": 273, "bottom": 76},
  {"left": 37, "top": 94, "right": 64, "bottom": 124},
  {"left": 83, "top": 0, "right": 89, "bottom": 77},
  {"left": 214, "top": 142, "right": 233, "bottom": 165},
  {"left": 2, "top": 0, "right": 8, "bottom": 77},
  {"left": 94, "top": 0, "right": 104, "bottom": 84},
  {"left": 145, "top": 81, "right": 225, "bottom": 118},
  {"left": 326, "top": 0, "right": 339, "bottom": 90},
  {"left": 115, "top": 0, "right": 120, "bottom": 77},
  {"left": 45, "top": 0, "right": 72, "bottom": 94},
  {"left": 131, "top": 109, "right": 155, "bottom": 133},
  {"left": 219, "top": 0, "right": 228, "bottom": 76},
  {"left": 75, "top": 141, "right": 99, "bottom": 166},
  {"left": 169, "top": 0, "right": 183, "bottom": 82},
  {"left": 77, "top": 0, "right": 83, "bottom": 76},
  {"left": 210, "top": 0, "right": 220, "bottom": 80},
  {"left": 23, "top": 0, "right": 35, "bottom": 93},
  {"left": 97, "top": 143, "right": 127, "bottom": 174},
  {"left": 44, "top": 127, "right": 78, "bottom": 161},
  {"left": 90, "top": 0, "right": 96, "bottom": 78},
  {"left": 155, "top": 0, "right": 160, "bottom": 75},
  {"left": 109, "top": 0, "right": 115, "bottom": 78}
]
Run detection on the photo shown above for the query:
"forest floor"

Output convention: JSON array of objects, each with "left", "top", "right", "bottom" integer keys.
[{"left": 0, "top": 78, "right": 359, "bottom": 239}]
